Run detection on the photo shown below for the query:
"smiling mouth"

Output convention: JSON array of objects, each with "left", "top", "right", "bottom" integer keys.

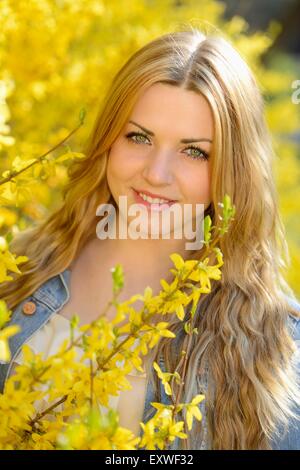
[
  {"left": 133, "top": 188, "right": 176, "bottom": 203},
  {"left": 132, "top": 189, "right": 177, "bottom": 209}
]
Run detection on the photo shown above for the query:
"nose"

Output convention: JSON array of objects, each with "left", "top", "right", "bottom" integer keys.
[{"left": 141, "top": 149, "right": 173, "bottom": 185}]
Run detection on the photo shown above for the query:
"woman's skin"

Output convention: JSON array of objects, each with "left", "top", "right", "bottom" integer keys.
[
  {"left": 64, "top": 82, "right": 214, "bottom": 333},
  {"left": 65, "top": 83, "right": 214, "bottom": 323},
  {"left": 52, "top": 83, "right": 215, "bottom": 436},
  {"left": 90, "top": 82, "right": 214, "bottom": 283}
]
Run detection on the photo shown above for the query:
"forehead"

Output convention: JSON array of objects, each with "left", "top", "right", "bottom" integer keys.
[{"left": 128, "top": 83, "right": 214, "bottom": 139}]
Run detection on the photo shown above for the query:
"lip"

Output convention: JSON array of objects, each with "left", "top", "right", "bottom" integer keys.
[
  {"left": 132, "top": 188, "right": 177, "bottom": 211},
  {"left": 133, "top": 188, "right": 176, "bottom": 202}
]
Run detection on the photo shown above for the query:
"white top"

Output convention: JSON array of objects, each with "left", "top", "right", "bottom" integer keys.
[{"left": 11, "top": 313, "right": 147, "bottom": 422}]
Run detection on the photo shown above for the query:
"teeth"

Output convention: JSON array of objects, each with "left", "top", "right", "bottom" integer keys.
[{"left": 138, "top": 192, "right": 169, "bottom": 204}]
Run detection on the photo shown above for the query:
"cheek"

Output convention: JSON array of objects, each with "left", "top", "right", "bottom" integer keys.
[
  {"left": 182, "top": 164, "right": 211, "bottom": 203},
  {"left": 107, "top": 141, "right": 142, "bottom": 182}
]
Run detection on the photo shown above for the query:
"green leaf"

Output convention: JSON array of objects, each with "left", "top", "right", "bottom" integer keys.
[
  {"left": 5, "top": 232, "right": 13, "bottom": 245},
  {"left": 110, "top": 264, "right": 124, "bottom": 293},
  {"left": 70, "top": 314, "right": 80, "bottom": 330},
  {"left": 79, "top": 107, "right": 86, "bottom": 124},
  {"left": 223, "top": 194, "right": 230, "bottom": 213},
  {"left": 204, "top": 215, "right": 212, "bottom": 243}
]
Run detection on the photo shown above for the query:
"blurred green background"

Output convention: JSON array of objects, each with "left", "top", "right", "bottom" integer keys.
[{"left": 0, "top": 0, "right": 299, "bottom": 297}]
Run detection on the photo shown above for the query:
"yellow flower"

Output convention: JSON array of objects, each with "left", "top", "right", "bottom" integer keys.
[
  {"left": 185, "top": 394, "right": 205, "bottom": 431},
  {"left": 148, "top": 322, "right": 175, "bottom": 349},
  {"left": 175, "top": 304, "right": 185, "bottom": 321},
  {"left": 0, "top": 249, "right": 28, "bottom": 282},
  {"left": 169, "top": 253, "right": 185, "bottom": 270},
  {"left": 56, "top": 151, "right": 86, "bottom": 162},
  {"left": 0, "top": 299, "right": 11, "bottom": 329},
  {"left": 153, "top": 362, "right": 173, "bottom": 396},
  {"left": 110, "top": 427, "right": 140, "bottom": 450},
  {"left": 139, "top": 419, "right": 156, "bottom": 450},
  {"left": 0, "top": 325, "right": 20, "bottom": 362},
  {"left": 139, "top": 406, "right": 187, "bottom": 450},
  {"left": 168, "top": 420, "right": 187, "bottom": 442}
]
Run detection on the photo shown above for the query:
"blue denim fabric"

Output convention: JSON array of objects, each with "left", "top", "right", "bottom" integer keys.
[{"left": 0, "top": 268, "right": 299, "bottom": 449}]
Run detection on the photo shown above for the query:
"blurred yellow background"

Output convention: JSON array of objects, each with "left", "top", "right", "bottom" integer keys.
[{"left": 0, "top": 0, "right": 299, "bottom": 297}]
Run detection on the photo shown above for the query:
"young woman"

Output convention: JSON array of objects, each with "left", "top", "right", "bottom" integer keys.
[{"left": 0, "top": 27, "right": 299, "bottom": 450}]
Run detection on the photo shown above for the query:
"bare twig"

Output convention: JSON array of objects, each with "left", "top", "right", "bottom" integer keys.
[{"left": 0, "top": 121, "right": 84, "bottom": 187}]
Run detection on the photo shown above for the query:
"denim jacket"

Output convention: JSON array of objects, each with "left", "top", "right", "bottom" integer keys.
[{"left": 0, "top": 268, "right": 300, "bottom": 449}]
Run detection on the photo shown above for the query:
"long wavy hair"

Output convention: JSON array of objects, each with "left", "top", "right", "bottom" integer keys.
[{"left": 1, "top": 26, "right": 300, "bottom": 450}]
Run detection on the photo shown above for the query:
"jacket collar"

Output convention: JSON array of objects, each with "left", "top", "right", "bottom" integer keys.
[{"left": 31, "top": 268, "right": 71, "bottom": 311}]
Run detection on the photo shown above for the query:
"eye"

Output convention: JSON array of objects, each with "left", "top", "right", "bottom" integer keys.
[
  {"left": 184, "top": 145, "right": 209, "bottom": 161},
  {"left": 125, "top": 131, "right": 150, "bottom": 145},
  {"left": 125, "top": 132, "right": 209, "bottom": 161}
]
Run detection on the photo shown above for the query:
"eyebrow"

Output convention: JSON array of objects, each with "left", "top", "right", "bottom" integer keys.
[{"left": 128, "top": 120, "right": 212, "bottom": 144}]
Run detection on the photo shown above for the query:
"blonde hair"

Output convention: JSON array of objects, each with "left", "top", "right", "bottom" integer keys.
[{"left": 1, "top": 26, "right": 300, "bottom": 449}]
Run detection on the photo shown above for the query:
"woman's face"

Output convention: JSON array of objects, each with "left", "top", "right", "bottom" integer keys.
[{"left": 107, "top": 82, "right": 213, "bottom": 237}]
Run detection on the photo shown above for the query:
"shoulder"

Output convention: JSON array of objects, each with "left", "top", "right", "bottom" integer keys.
[
  {"left": 0, "top": 270, "right": 70, "bottom": 391},
  {"left": 6, "top": 269, "right": 71, "bottom": 335},
  {"left": 267, "top": 296, "right": 300, "bottom": 450},
  {"left": 28, "top": 269, "right": 70, "bottom": 309}
]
